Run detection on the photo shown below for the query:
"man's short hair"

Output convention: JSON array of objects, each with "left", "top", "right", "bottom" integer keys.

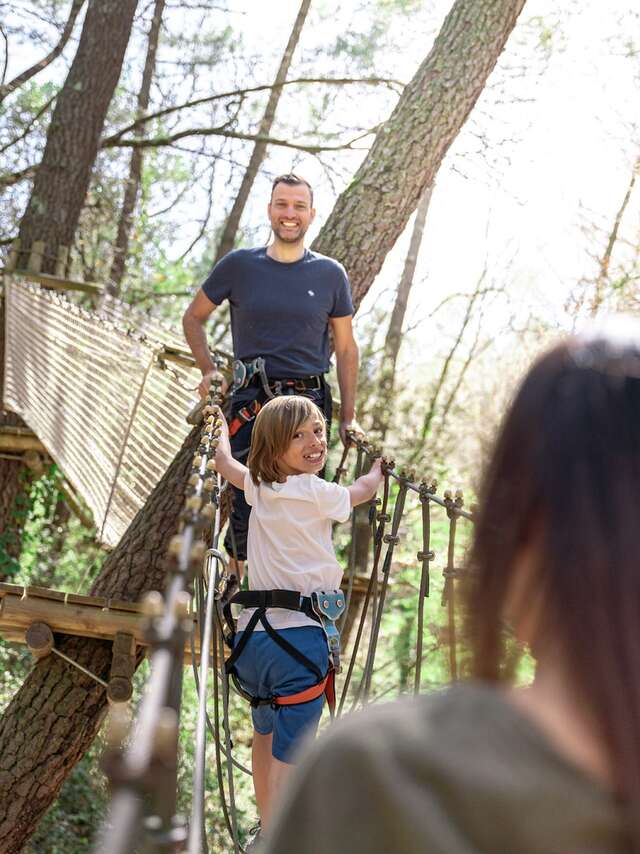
[{"left": 271, "top": 173, "right": 314, "bottom": 207}]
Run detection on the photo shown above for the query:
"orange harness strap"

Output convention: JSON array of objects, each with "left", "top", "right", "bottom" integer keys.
[{"left": 273, "top": 668, "right": 336, "bottom": 717}]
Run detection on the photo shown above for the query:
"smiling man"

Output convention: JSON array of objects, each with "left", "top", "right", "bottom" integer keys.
[{"left": 182, "top": 173, "right": 360, "bottom": 574}]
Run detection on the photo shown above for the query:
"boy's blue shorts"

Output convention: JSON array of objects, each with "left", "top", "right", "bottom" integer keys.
[{"left": 233, "top": 625, "right": 329, "bottom": 763}]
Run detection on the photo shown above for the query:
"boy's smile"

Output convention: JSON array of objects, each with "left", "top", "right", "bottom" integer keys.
[{"left": 278, "top": 416, "right": 327, "bottom": 477}]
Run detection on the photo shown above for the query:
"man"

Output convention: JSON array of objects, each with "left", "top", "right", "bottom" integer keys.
[{"left": 182, "top": 173, "right": 360, "bottom": 574}]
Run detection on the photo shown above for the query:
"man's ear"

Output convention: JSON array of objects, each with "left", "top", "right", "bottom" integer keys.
[{"left": 310, "top": 207, "right": 316, "bottom": 223}]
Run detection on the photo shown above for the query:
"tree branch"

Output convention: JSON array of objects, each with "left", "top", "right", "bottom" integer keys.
[
  {"left": 0, "top": 94, "right": 57, "bottom": 155},
  {"left": 0, "top": 164, "right": 37, "bottom": 188},
  {"left": 0, "top": 0, "right": 86, "bottom": 103},
  {"left": 100, "top": 76, "right": 402, "bottom": 147},
  {"left": 101, "top": 125, "right": 377, "bottom": 154}
]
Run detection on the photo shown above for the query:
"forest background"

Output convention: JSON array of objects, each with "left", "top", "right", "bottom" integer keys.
[{"left": 0, "top": 0, "right": 639, "bottom": 851}]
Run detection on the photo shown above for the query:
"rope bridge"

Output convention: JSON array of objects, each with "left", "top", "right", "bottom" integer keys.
[
  {"left": 2, "top": 271, "right": 229, "bottom": 546},
  {"left": 1, "top": 272, "right": 474, "bottom": 852}
]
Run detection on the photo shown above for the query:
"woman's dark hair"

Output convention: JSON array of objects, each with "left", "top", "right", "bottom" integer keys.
[{"left": 467, "top": 321, "right": 640, "bottom": 842}]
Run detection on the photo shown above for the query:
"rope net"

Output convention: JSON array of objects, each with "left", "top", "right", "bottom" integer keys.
[{"left": 3, "top": 275, "right": 203, "bottom": 546}]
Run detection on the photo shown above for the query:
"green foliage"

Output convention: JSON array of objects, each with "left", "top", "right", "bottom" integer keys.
[{"left": 16, "top": 464, "right": 105, "bottom": 591}]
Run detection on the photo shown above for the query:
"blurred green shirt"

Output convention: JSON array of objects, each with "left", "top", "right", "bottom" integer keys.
[{"left": 263, "top": 682, "right": 628, "bottom": 854}]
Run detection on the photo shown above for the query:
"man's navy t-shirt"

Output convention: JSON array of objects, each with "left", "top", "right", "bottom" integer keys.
[{"left": 201, "top": 247, "right": 354, "bottom": 378}]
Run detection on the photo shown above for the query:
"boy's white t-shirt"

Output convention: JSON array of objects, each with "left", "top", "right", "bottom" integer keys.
[{"left": 237, "top": 471, "right": 351, "bottom": 631}]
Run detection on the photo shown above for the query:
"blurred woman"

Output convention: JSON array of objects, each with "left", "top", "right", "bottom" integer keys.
[{"left": 263, "top": 322, "right": 640, "bottom": 854}]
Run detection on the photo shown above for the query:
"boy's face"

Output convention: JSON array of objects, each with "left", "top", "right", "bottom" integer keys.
[{"left": 278, "top": 415, "right": 327, "bottom": 477}]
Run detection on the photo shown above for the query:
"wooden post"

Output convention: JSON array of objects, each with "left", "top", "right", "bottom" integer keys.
[
  {"left": 22, "top": 450, "right": 45, "bottom": 474},
  {"left": 54, "top": 245, "right": 69, "bottom": 279},
  {"left": 108, "top": 631, "right": 136, "bottom": 703},
  {"left": 26, "top": 621, "right": 54, "bottom": 659},
  {"left": 5, "top": 239, "right": 19, "bottom": 272},
  {"left": 27, "top": 241, "right": 45, "bottom": 273}
]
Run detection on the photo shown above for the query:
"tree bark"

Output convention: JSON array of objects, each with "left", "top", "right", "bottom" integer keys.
[
  {"left": 0, "top": 425, "right": 198, "bottom": 852},
  {"left": 16, "top": 0, "right": 139, "bottom": 273},
  {"left": 214, "top": 0, "right": 312, "bottom": 263},
  {"left": 107, "top": 0, "right": 166, "bottom": 296},
  {"left": 312, "top": 0, "right": 527, "bottom": 310},
  {"left": 0, "top": 0, "right": 527, "bottom": 845}
]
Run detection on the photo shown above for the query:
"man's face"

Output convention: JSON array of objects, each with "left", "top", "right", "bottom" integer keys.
[{"left": 268, "top": 182, "right": 315, "bottom": 244}]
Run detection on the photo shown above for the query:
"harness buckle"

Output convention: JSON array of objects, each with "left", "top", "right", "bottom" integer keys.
[{"left": 311, "top": 590, "right": 346, "bottom": 673}]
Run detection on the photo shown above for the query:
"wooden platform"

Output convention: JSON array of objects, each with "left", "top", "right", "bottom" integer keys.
[
  {"left": 0, "top": 576, "right": 371, "bottom": 662},
  {"left": 0, "top": 583, "right": 203, "bottom": 663}
]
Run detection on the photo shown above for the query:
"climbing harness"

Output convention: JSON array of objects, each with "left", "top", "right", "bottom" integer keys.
[
  {"left": 228, "top": 399, "right": 262, "bottom": 438},
  {"left": 231, "top": 356, "right": 323, "bottom": 398},
  {"left": 218, "top": 585, "right": 345, "bottom": 716},
  {"left": 227, "top": 359, "right": 325, "bottom": 439},
  {"left": 231, "top": 357, "right": 271, "bottom": 397}
]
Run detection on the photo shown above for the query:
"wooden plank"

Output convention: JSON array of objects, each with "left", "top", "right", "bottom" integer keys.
[
  {"left": 0, "top": 583, "right": 24, "bottom": 598},
  {"left": 0, "top": 435, "right": 47, "bottom": 453},
  {"left": 0, "top": 629, "right": 26, "bottom": 645},
  {"left": 24, "top": 586, "right": 67, "bottom": 602},
  {"left": 0, "top": 594, "right": 203, "bottom": 656},
  {"left": 105, "top": 599, "right": 145, "bottom": 614},
  {"left": 10, "top": 269, "right": 102, "bottom": 295},
  {"left": 0, "top": 596, "right": 152, "bottom": 644},
  {"left": 65, "top": 592, "right": 108, "bottom": 609}
]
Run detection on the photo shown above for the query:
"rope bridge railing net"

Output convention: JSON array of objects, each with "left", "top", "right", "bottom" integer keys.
[{"left": 2, "top": 275, "right": 220, "bottom": 547}]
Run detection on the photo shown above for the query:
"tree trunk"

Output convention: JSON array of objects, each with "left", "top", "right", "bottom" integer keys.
[
  {"left": 353, "top": 187, "right": 432, "bottom": 577},
  {"left": 107, "top": 0, "right": 166, "bottom": 295},
  {"left": 0, "top": 426, "right": 198, "bottom": 852},
  {"left": 371, "top": 185, "right": 433, "bottom": 441},
  {"left": 16, "top": 0, "right": 139, "bottom": 273},
  {"left": 312, "top": 0, "right": 527, "bottom": 310},
  {"left": 0, "top": 0, "right": 527, "bottom": 845},
  {"left": 214, "top": 0, "right": 312, "bottom": 263}
]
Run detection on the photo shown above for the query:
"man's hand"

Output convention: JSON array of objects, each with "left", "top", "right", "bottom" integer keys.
[
  {"left": 339, "top": 417, "right": 364, "bottom": 447},
  {"left": 199, "top": 369, "right": 229, "bottom": 399}
]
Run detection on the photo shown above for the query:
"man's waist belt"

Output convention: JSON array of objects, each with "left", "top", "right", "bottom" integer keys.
[
  {"left": 232, "top": 355, "right": 323, "bottom": 396},
  {"left": 249, "top": 374, "right": 323, "bottom": 393}
]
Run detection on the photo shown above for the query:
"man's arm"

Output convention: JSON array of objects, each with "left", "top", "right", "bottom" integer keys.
[
  {"left": 182, "top": 288, "right": 226, "bottom": 398},
  {"left": 330, "top": 314, "right": 361, "bottom": 445}
]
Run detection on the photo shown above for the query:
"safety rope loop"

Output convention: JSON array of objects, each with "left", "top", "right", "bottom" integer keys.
[
  {"left": 414, "top": 481, "right": 435, "bottom": 694},
  {"left": 338, "top": 463, "right": 392, "bottom": 715},
  {"left": 441, "top": 490, "right": 464, "bottom": 681},
  {"left": 332, "top": 441, "right": 351, "bottom": 484},
  {"left": 361, "top": 477, "right": 409, "bottom": 704}
]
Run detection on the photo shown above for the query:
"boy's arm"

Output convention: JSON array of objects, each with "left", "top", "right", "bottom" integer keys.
[
  {"left": 347, "top": 458, "right": 383, "bottom": 507},
  {"left": 212, "top": 408, "right": 248, "bottom": 490}
]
